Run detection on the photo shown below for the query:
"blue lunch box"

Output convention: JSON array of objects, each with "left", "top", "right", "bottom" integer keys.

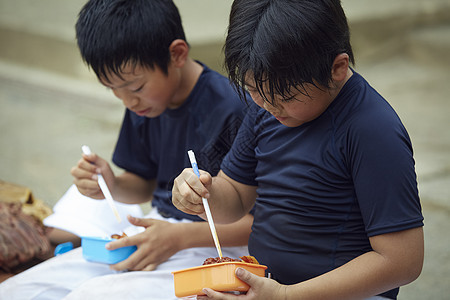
[{"left": 81, "top": 236, "right": 137, "bottom": 264}]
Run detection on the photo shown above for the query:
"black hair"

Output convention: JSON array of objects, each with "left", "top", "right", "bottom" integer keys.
[
  {"left": 224, "top": 0, "right": 355, "bottom": 104},
  {"left": 76, "top": 0, "right": 186, "bottom": 82}
]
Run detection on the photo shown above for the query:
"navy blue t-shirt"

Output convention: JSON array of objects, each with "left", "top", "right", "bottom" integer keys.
[
  {"left": 112, "top": 63, "right": 246, "bottom": 220},
  {"left": 221, "top": 72, "right": 423, "bottom": 299}
]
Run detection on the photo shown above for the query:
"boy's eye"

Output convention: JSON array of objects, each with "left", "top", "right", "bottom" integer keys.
[
  {"left": 244, "top": 85, "right": 256, "bottom": 93},
  {"left": 282, "top": 95, "right": 296, "bottom": 102},
  {"left": 132, "top": 85, "right": 144, "bottom": 93}
]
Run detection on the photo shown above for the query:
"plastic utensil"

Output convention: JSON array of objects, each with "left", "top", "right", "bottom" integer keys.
[
  {"left": 81, "top": 145, "right": 122, "bottom": 223},
  {"left": 187, "top": 150, "right": 222, "bottom": 258}
]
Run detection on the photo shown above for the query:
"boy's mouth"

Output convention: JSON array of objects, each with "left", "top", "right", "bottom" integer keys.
[
  {"left": 273, "top": 115, "right": 287, "bottom": 122},
  {"left": 136, "top": 108, "right": 151, "bottom": 116}
]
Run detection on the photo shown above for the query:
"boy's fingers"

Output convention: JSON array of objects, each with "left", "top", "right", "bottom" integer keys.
[
  {"left": 82, "top": 152, "right": 98, "bottom": 163},
  {"left": 71, "top": 161, "right": 99, "bottom": 186},
  {"left": 127, "top": 215, "right": 154, "bottom": 227},
  {"left": 172, "top": 174, "right": 206, "bottom": 215},
  {"left": 71, "top": 167, "right": 98, "bottom": 182},
  {"left": 187, "top": 169, "right": 210, "bottom": 197},
  {"left": 105, "top": 234, "right": 136, "bottom": 250},
  {"left": 235, "top": 267, "right": 258, "bottom": 286},
  {"left": 201, "top": 288, "right": 229, "bottom": 299},
  {"left": 109, "top": 249, "right": 139, "bottom": 271},
  {"left": 141, "top": 263, "right": 157, "bottom": 271},
  {"left": 172, "top": 189, "right": 205, "bottom": 215},
  {"left": 72, "top": 178, "right": 100, "bottom": 196},
  {"left": 79, "top": 158, "right": 100, "bottom": 172},
  {"left": 198, "top": 171, "right": 213, "bottom": 190}
]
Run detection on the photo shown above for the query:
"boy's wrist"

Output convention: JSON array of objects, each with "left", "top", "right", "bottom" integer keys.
[
  {"left": 172, "top": 222, "right": 211, "bottom": 250},
  {"left": 172, "top": 222, "right": 191, "bottom": 250}
]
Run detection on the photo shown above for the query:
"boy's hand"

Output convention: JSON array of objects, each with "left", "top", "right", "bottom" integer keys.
[
  {"left": 172, "top": 168, "right": 212, "bottom": 216},
  {"left": 198, "top": 268, "right": 287, "bottom": 300},
  {"left": 70, "top": 152, "right": 115, "bottom": 199},
  {"left": 107, "top": 215, "right": 185, "bottom": 271}
]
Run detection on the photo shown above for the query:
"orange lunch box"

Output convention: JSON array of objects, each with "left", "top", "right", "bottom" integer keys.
[{"left": 172, "top": 261, "right": 267, "bottom": 298}]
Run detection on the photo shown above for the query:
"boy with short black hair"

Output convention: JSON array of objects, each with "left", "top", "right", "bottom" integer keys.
[
  {"left": 172, "top": 0, "right": 424, "bottom": 299},
  {"left": 0, "top": 0, "right": 251, "bottom": 298}
]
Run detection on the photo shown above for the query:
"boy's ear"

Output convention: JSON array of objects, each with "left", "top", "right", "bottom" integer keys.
[
  {"left": 169, "top": 39, "right": 189, "bottom": 68},
  {"left": 331, "top": 53, "right": 349, "bottom": 82}
]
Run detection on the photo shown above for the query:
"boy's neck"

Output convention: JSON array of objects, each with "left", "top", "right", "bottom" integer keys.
[
  {"left": 168, "top": 58, "right": 203, "bottom": 109},
  {"left": 329, "top": 67, "right": 353, "bottom": 101},
  {"left": 343, "top": 68, "right": 354, "bottom": 85},
  {"left": 336, "top": 67, "right": 353, "bottom": 90}
]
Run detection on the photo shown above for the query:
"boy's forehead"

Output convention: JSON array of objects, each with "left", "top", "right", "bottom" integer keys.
[
  {"left": 244, "top": 73, "right": 316, "bottom": 98},
  {"left": 99, "top": 64, "right": 146, "bottom": 86}
]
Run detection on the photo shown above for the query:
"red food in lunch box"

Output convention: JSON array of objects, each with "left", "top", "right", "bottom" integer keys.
[
  {"left": 110, "top": 232, "right": 127, "bottom": 239},
  {"left": 202, "top": 255, "right": 260, "bottom": 265}
]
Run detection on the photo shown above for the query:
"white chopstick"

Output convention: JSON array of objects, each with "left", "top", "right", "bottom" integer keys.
[
  {"left": 82, "top": 145, "right": 122, "bottom": 223},
  {"left": 187, "top": 150, "right": 223, "bottom": 258}
]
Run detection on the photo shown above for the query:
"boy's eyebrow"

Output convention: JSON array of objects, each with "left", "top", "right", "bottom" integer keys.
[
  {"left": 101, "top": 78, "right": 139, "bottom": 89},
  {"left": 116, "top": 80, "right": 139, "bottom": 89}
]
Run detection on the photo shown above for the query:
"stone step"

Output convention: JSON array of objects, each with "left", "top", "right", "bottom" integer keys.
[
  {"left": 0, "top": 0, "right": 233, "bottom": 80},
  {"left": 1, "top": 0, "right": 449, "bottom": 79},
  {"left": 406, "top": 25, "right": 450, "bottom": 70},
  {"left": 0, "top": 0, "right": 449, "bottom": 100},
  {"left": 346, "top": 0, "right": 450, "bottom": 63}
]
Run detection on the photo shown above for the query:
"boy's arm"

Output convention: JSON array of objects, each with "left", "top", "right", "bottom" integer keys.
[
  {"left": 172, "top": 169, "right": 257, "bottom": 224},
  {"left": 283, "top": 226, "right": 424, "bottom": 300},
  {"left": 113, "top": 171, "right": 156, "bottom": 204}
]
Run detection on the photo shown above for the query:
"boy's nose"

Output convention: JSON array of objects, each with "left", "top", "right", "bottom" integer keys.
[
  {"left": 112, "top": 89, "right": 140, "bottom": 109},
  {"left": 263, "top": 101, "right": 281, "bottom": 116},
  {"left": 122, "top": 95, "right": 139, "bottom": 109}
]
